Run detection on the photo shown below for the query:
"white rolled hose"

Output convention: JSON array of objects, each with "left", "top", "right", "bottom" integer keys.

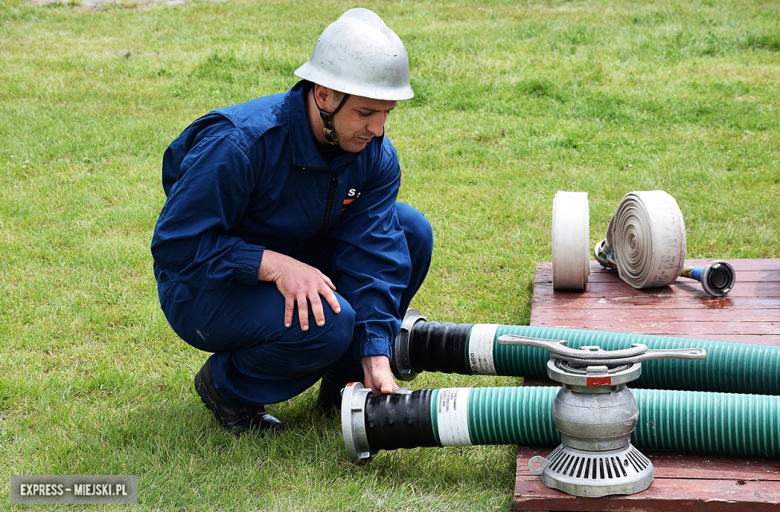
[
  {"left": 552, "top": 190, "right": 687, "bottom": 290},
  {"left": 551, "top": 191, "right": 590, "bottom": 290}
]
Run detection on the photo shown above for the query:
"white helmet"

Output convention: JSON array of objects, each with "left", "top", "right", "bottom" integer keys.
[{"left": 294, "top": 8, "right": 414, "bottom": 101}]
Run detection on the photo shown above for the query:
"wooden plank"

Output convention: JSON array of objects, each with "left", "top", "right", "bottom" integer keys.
[
  {"left": 533, "top": 281, "right": 780, "bottom": 298},
  {"left": 530, "top": 308, "right": 780, "bottom": 323},
  {"left": 515, "top": 446, "right": 780, "bottom": 512},
  {"left": 529, "top": 260, "right": 780, "bottom": 342},
  {"left": 647, "top": 453, "right": 780, "bottom": 480},
  {"left": 515, "top": 480, "right": 780, "bottom": 511},
  {"left": 579, "top": 259, "right": 780, "bottom": 272},
  {"left": 538, "top": 260, "right": 779, "bottom": 283},
  {"left": 532, "top": 296, "right": 780, "bottom": 309},
  {"left": 537, "top": 268, "right": 780, "bottom": 284},
  {"left": 527, "top": 319, "right": 779, "bottom": 336},
  {"left": 651, "top": 334, "right": 780, "bottom": 343},
  {"left": 571, "top": 270, "right": 780, "bottom": 284}
]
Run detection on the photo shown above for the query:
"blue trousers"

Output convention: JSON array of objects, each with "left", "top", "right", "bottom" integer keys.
[{"left": 157, "top": 203, "right": 433, "bottom": 405}]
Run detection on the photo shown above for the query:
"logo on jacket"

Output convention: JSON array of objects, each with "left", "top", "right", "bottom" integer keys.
[{"left": 342, "top": 188, "right": 362, "bottom": 211}]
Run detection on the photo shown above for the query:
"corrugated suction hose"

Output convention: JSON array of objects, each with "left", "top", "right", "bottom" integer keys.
[
  {"left": 342, "top": 384, "right": 780, "bottom": 463},
  {"left": 392, "top": 311, "right": 780, "bottom": 395}
]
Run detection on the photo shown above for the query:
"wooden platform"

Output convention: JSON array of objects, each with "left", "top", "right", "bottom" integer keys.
[
  {"left": 531, "top": 258, "right": 780, "bottom": 342},
  {"left": 515, "top": 259, "right": 780, "bottom": 511},
  {"left": 515, "top": 446, "right": 780, "bottom": 511}
]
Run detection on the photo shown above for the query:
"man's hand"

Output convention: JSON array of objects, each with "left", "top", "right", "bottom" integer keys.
[
  {"left": 258, "top": 250, "right": 341, "bottom": 331},
  {"left": 361, "top": 355, "right": 398, "bottom": 395}
]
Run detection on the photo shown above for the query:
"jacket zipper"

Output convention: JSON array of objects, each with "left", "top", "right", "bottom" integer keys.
[{"left": 318, "top": 171, "right": 338, "bottom": 234}]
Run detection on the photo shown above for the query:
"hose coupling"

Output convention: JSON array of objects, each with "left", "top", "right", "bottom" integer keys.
[{"left": 680, "top": 260, "right": 736, "bottom": 297}]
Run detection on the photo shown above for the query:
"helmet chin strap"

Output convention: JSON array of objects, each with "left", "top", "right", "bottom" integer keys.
[{"left": 312, "top": 87, "right": 350, "bottom": 145}]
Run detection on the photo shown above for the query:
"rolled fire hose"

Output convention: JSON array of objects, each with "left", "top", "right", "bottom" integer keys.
[
  {"left": 553, "top": 190, "right": 736, "bottom": 294},
  {"left": 553, "top": 190, "right": 686, "bottom": 290},
  {"left": 551, "top": 191, "right": 590, "bottom": 290},
  {"left": 342, "top": 384, "right": 780, "bottom": 463},
  {"left": 603, "top": 191, "right": 686, "bottom": 289},
  {"left": 392, "top": 311, "right": 780, "bottom": 395}
]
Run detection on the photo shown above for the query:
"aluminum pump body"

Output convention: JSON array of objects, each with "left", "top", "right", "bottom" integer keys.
[{"left": 498, "top": 336, "right": 706, "bottom": 498}]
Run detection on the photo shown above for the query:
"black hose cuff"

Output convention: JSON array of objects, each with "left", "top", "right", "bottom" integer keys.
[
  {"left": 409, "top": 321, "right": 473, "bottom": 374},
  {"left": 365, "top": 389, "right": 437, "bottom": 451}
]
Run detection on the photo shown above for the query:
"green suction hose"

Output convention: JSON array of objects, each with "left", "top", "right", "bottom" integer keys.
[
  {"left": 494, "top": 325, "right": 779, "bottom": 395},
  {"left": 631, "top": 388, "right": 779, "bottom": 456},
  {"left": 343, "top": 384, "right": 780, "bottom": 462},
  {"left": 394, "top": 311, "right": 780, "bottom": 395}
]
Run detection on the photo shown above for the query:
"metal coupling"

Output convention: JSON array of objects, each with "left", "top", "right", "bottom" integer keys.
[
  {"left": 681, "top": 260, "right": 736, "bottom": 297},
  {"left": 341, "top": 382, "right": 372, "bottom": 464},
  {"left": 391, "top": 308, "right": 426, "bottom": 381}
]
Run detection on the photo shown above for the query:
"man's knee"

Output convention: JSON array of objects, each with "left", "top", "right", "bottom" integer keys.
[
  {"left": 235, "top": 295, "right": 356, "bottom": 380},
  {"left": 317, "top": 294, "right": 356, "bottom": 355},
  {"left": 396, "top": 202, "right": 434, "bottom": 265}
]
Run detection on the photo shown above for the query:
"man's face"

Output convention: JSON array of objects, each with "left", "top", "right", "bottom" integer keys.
[{"left": 329, "top": 94, "right": 397, "bottom": 153}]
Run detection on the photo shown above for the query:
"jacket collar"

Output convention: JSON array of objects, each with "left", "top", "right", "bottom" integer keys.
[
  {"left": 284, "top": 81, "right": 332, "bottom": 168},
  {"left": 284, "top": 81, "right": 379, "bottom": 169}
]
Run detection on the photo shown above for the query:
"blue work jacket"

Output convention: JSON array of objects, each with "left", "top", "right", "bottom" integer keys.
[{"left": 151, "top": 81, "right": 412, "bottom": 360}]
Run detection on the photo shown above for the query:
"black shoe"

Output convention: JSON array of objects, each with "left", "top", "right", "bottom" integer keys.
[
  {"left": 316, "top": 368, "right": 363, "bottom": 415},
  {"left": 194, "top": 359, "right": 284, "bottom": 435}
]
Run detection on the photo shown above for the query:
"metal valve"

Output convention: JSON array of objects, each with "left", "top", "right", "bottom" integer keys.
[{"left": 497, "top": 334, "right": 707, "bottom": 498}]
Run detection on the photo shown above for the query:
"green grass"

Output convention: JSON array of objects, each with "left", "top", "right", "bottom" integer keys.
[{"left": 1, "top": 0, "right": 778, "bottom": 509}]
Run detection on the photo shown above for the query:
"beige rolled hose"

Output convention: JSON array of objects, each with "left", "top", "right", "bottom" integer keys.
[
  {"left": 605, "top": 191, "right": 686, "bottom": 289},
  {"left": 551, "top": 191, "right": 590, "bottom": 290},
  {"left": 551, "top": 190, "right": 687, "bottom": 291}
]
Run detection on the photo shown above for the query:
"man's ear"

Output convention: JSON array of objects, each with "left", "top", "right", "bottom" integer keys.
[
  {"left": 313, "top": 84, "right": 333, "bottom": 109},
  {"left": 314, "top": 85, "right": 346, "bottom": 112}
]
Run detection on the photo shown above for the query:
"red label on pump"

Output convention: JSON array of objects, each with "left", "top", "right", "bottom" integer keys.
[{"left": 587, "top": 376, "right": 612, "bottom": 387}]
